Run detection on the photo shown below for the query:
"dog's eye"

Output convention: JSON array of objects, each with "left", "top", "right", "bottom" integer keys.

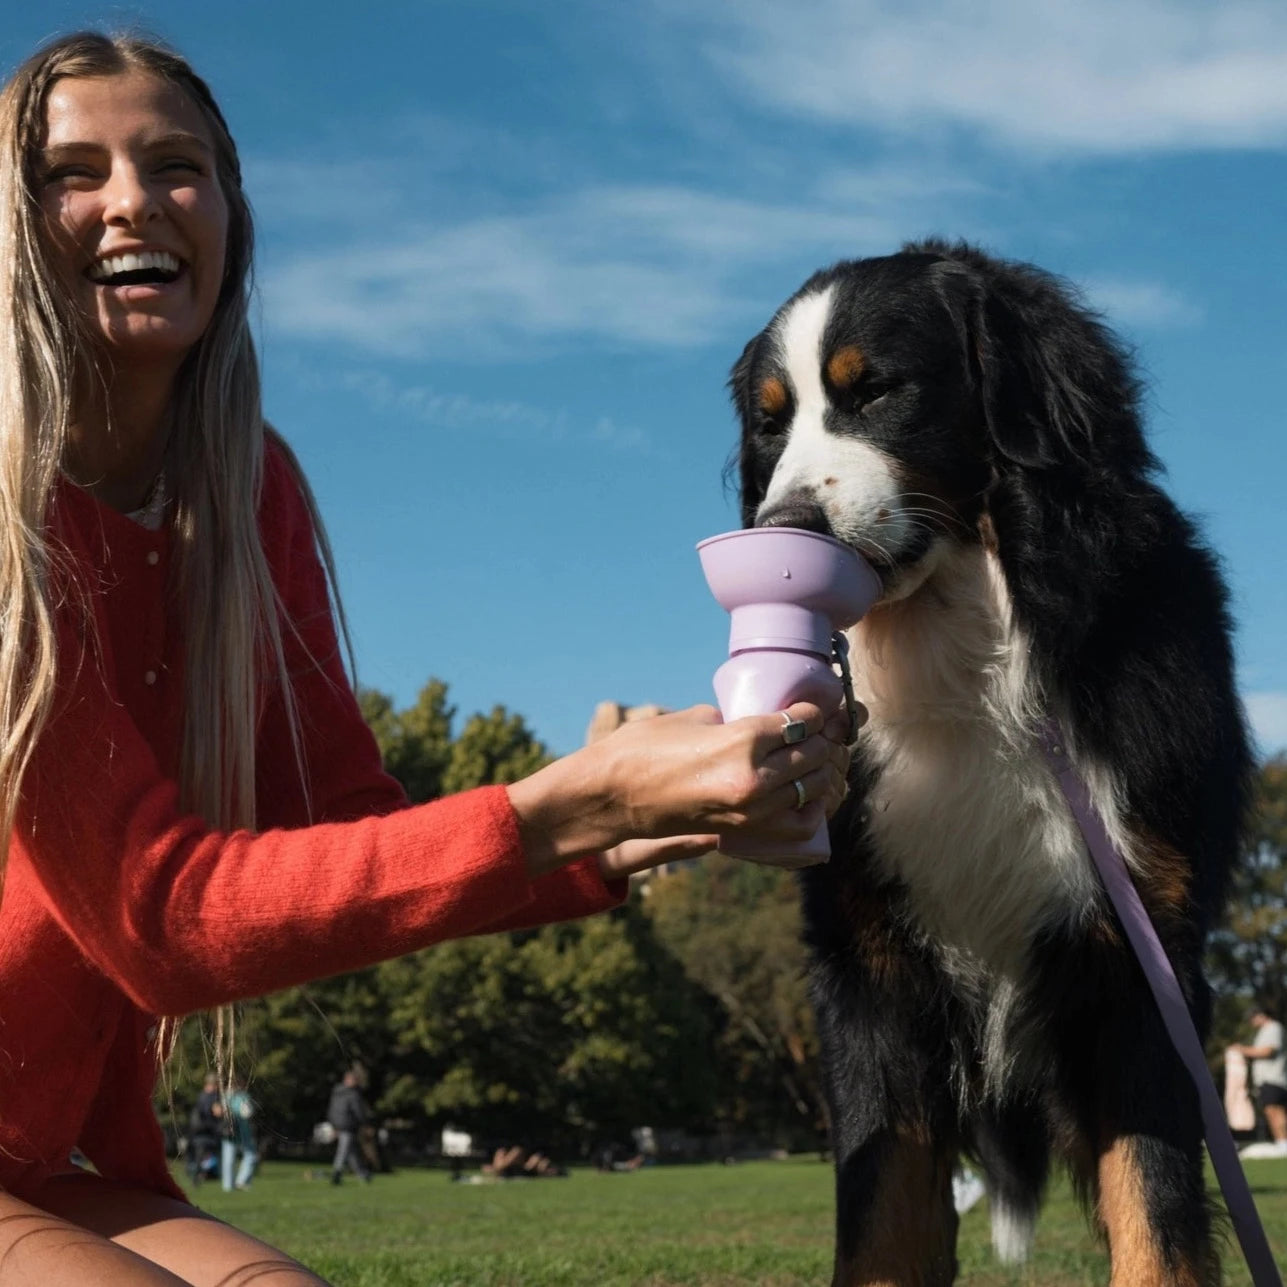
[
  {"left": 837, "top": 380, "right": 897, "bottom": 415},
  {"left": 757, "top": 408, "right": 790, "bottom": 436}
]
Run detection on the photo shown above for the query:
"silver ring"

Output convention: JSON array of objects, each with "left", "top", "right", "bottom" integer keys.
[
  {"left": 780, "top": 712, "right": 809, "bottom": 746},
  {"left": 791, "top": 778, "right": 808, "bottom": 810}
]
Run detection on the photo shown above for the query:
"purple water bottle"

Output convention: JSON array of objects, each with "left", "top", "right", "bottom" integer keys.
[{"left": 697, "top": 527, "right": 881, "bottom": 867}]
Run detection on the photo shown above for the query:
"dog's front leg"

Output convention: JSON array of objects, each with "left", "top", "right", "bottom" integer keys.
[
  {"left": 1057, "top": 950, "right": 1220, "bottom": 1287},
  {"left": 832, "top": 1123, "right": 958, "bottom": 1287},
  {"left": 809, "top": 926, "right": 962, "bottom": 1286}
]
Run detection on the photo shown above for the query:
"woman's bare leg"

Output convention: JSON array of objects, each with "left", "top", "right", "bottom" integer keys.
[
  {"left": 0, "top": 1186, "right": 188, "bottom": 1285},
  {"left": 20, "top": 1172, "right": 329, "bottom": 1286}
]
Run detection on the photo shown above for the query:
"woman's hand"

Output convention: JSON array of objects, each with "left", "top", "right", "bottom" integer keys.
[
  {"left": 507, "top": 700, "right": 859, "bottom": 878},
  {"left": 597, "top": 835, "right": 721, "bottom": 880}
]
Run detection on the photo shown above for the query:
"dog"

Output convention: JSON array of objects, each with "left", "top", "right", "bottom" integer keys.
[{"left": 729, "top": 240, "right": 1251, "bottom": 1286}]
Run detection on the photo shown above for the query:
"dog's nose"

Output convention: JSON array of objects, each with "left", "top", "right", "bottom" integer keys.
[{"left": 754, "top": 495, "right": 833, "bottom": 536}]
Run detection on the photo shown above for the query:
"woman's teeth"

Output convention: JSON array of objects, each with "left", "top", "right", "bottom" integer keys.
[{"left": 87, "top": 250, "right": 182, "bottom": 284}]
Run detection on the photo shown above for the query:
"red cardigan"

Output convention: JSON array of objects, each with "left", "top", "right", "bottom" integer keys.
[{"left": 0, "top": 443, "right": 623, "bottom": 1201}]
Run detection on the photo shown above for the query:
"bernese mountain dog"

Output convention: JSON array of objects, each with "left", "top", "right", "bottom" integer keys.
[{"left": 729, "top": 240, "right": 1251, "bottom": 1286}]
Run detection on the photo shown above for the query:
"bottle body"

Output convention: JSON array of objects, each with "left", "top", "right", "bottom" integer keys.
[{"left": 712, "top": 647, "right": 841, "bottom": 868}]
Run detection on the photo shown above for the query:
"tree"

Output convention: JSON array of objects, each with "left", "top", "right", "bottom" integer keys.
[
  {"left": 372, "top": 903, "right": 713, "bottom": 1153},
  {"left": 358, "top": 681, "right": 548, "bottom": 798},
  {"left": 1207, "top": 756, "right": 1287, "bottom": 1050},
  {"left": 645, "top": 855, "right": 826, "bottom": 1146},
  {"left": 358, "top": 679, "right": 454, "bottom": 803},
  {"left": 443, "top": 705, "right": 550, "bottom": 794}
]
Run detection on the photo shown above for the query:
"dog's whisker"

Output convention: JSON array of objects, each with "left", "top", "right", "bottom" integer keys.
[
  {"left": 891, "top": 495, "right": 970, "bottom": 532},
  {"left": 897, "top": 511, "right": 960, "bottom": 540}
]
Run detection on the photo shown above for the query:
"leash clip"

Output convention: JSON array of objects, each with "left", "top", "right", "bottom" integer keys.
[{"left": 831, "top": 631, "right": 861, "bottom": 746}]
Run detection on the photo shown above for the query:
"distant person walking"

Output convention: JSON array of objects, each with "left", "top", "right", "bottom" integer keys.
[
  {"left": 327, "top": 1068, "right": 372, "bottom": 1185},
  {"left": 185, "top": 1073, "right": 222, "bottom": 1184},
  {"left": 221, "top": 1079, "right": 259, "bottom": 1191},
  {"left": 1234, "top": 1003, "right": 1287, "bottom": 1158}
]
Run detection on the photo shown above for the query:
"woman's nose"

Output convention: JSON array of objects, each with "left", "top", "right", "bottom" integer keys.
[{"left": 103, "top": 164, "right": 161, "bottom": 227}]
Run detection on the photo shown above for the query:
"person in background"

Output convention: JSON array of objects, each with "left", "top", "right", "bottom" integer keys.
[
  {"left": 220, "top": 1078, "right": 258, "bottom": 1192},
  {"left": 184, "top": 1073, "right": 222, "bottom": 1185},
  {"left": 1234, "top": 1003, "right": 1287, "bottom": 1158},
  {"left": 0, "top": 28, "right": 853, "bottom": 1284},
  {"left": 1224, "top": 1043, "right": 1257, "bottom": 1137},
  {"left": 326, "top": 1068, "right": 372, "bottom": 1186},
  {"left": 482, "top": 1144, "right": 564, "bottom": 1178}
]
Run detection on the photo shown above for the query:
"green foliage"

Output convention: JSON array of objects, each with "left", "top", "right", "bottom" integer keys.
[
  {"left": 358, "top": 680, "right": 549, "bottom": 799},
  {"left": 162, "top": 973, "right": 388, "bottom": 1145},
  {"left": 1208, "top": 756, "right": 1287, "bottom": 1050},
  {"left": 442, "top": 705, "right": 551, "bottom": 794},
  {"left": 645, "top": 856, "right": 824, "bottom": 1144},
  {"left": 376, "top": 903, "right": 713, "bottom": 1150},
  {"left": 358, "top": 680, "right": 455, "bottom": 803}
]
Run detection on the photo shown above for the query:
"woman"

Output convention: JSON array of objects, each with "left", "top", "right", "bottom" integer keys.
[{"left": 0, "top": 31, "right": 852, "bottom": 1285}]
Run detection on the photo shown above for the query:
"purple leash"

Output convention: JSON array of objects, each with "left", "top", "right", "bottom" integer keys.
[{"left": 1039, "top": 721, "right": 1283, "bottom": 1285}]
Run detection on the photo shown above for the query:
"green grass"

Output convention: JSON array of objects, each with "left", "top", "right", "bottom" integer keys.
[{"left": 184, "top": 1156, "right": 1287, "bottom": 1286}]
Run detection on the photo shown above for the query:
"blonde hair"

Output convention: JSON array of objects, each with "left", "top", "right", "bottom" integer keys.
[{"left": 0, "top": 33, "right": 344, "bottom": 1041}]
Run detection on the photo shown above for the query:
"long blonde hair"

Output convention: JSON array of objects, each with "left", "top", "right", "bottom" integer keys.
[{"left": 0, "top": 34, "right": 339, "bottom": 951}]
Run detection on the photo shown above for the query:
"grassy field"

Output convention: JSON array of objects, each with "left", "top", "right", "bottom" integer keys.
[{"left": 185, "top": 1155, "right": 1287, "bottom": 1286}]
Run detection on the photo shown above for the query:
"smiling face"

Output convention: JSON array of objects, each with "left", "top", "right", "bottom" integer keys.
[
  {"left": 733, "top": 255, "right": 992, "bottom": 600},
  {"left": 37, "top": 68, "right": 229, "bottom": 375}
]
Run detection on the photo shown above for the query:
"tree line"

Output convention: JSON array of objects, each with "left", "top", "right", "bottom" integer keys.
[{"left": 164, "top": 681, "right": 1287, "bottom": 1159}]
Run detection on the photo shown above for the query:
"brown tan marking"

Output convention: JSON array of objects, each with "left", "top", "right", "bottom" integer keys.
[
  {"left": 1069, "top": 836, "right": 1190, "bottom": 954},
  {"left": 1131, "top": 832, "right": 1191, "bottom": 929},
  {"left": 978, "top": 513, "right": 999, "bottom": 553},
  {"left": 1096, "top": 1135, "right": 1210, "bottom": 1286},
  {"left": 759, "top": 376, "right": 788, "bottom": 417},
  {"left": 840, "top": 883, "right": 907, "bottom": 987},
  {"left": 827, "top": 345, "right": 867, "bottom": 389},
  {"left": 835, "top": 1128, "right": 956, "bottom": 1286}
]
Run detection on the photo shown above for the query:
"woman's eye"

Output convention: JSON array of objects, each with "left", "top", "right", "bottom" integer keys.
[
  {"left": 158, "top": 157, "right": 203, "bottom": 175},
  {"left": 41, "top": 165, "right": 95, "bottom": 184}
]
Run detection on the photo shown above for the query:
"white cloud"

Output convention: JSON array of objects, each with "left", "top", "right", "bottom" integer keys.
[
  {"left": 283, "top": 362, "right": 655, "bottom": 453},
  {"left": 258, "top": 180, "right": 906, "bottom": 355},
  {"left": 1246, "top": 692, "right": 1287, "bottom": 756},
  {"left": 686, "top": 0, "right": 1287, "bottom": 154},
  {"left": 257, "top": 170, "right": 1200, "bottom": 355},
  {"left": 1080, "top": 277, "right": 1203, "bottom": 329}
]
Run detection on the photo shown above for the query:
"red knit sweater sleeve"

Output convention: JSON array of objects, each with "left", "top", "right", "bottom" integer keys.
[{"left": 15, "top": 450, "right": 623, "bottom": 1015}]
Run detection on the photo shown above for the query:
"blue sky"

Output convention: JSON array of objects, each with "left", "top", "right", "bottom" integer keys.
[{"left": 8, "top": 0, "right": 1286, "bottom": 757}]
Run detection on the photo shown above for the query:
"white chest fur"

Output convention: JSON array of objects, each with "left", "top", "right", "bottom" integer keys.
[{"left": 850, "top": 546, "right": 1101, "bottom": 979}]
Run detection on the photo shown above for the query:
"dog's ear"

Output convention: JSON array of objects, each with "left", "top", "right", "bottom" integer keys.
[
  {"left": 727, "top": 333, "right": 766, "bottom": 527},
  {"left": 921, "top": 245, "right": 1161, "bottom": 663},
  {"left": 953, "top": 255, "right": 1148, "bottom": 476}
]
